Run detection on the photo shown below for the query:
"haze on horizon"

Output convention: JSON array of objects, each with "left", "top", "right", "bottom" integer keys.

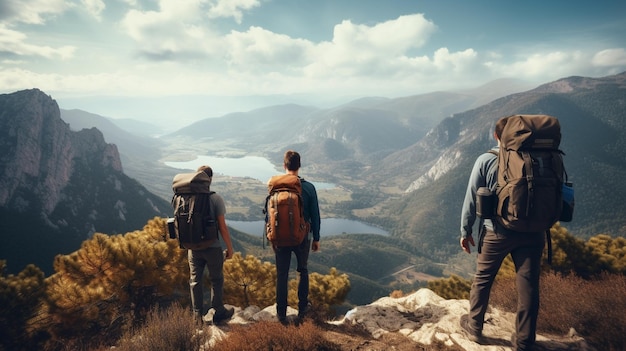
[{"left": 1, "top": 0, "right": 625, "bottom": 127}]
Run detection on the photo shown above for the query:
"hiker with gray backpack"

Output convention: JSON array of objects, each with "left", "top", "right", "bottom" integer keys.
[
  {"left": 170, "top": 165, "right": 235, "bottom": 325},
  {"left": 459, "top": 115, "right": 573, "bottom": 351}
]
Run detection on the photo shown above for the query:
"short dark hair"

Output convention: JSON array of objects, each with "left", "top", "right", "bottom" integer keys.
[
  {"left": 495, "top": 116, "right": 510, "bottom": 139},
  {"left": 197, "top": 165, "right": 213, "bottom": 177},
  {"left": 283, "top": 150, "right": 301, "bottom": 171}
]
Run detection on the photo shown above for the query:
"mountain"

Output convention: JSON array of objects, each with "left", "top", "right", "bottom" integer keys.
[
  {"left": 161, "top": 78, "right": 532, "bottom": 168},
  {"left": 0, "top": 89, "right": 171, "bottom": 274},
  {"left": 61, "top": 108, "right": 163, "bottom": 163},
  {"left": 379, "top": 72, "right": 626, "bottom": 260}
]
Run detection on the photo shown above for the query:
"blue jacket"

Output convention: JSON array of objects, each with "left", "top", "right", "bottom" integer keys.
[
  {"left": 300, "top": 178, "right": 321, "bottom": 242},
  {"left": 460, "top": 147, "right": 498, "bottom": 239}
]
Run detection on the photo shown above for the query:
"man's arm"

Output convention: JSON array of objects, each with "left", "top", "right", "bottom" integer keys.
[
  {"left": 217, "top": 215, "right": 234, "bottom": 259},
  {"left": 460, "top": 153, "right": 493, "bottom": 253},
  {"left": 302, "top": 180, "right": 321, "bottom": 251}
]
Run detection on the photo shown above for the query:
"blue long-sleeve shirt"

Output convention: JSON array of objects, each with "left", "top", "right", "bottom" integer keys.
[
  {"left": 460, "top": 147, "right": 498, "bottom": 239},
  {"left": 300, "top": 178, "right": 321, "bottom": 242}
]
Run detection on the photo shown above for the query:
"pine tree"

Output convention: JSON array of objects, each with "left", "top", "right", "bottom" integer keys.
[
  {"left": 305, "top": 267, "right": 351, "bottom": 314},
  {"left": 223, "top": 253, "right": 277, "bottom": 308},
  {"left": 223, "top": 253, "right": 351, "bottom": 314},
  {"left": 0, "top": 261, "right": 46, "bottom": 350},
  {"left": 426, "top": 274, "right": 471, "bottom": 299},
  {"left": 41, "top": 217, "right": 188, "bottom": 343}
]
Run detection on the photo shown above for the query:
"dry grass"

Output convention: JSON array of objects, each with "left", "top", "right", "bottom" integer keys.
[
  {"left": 102, "top": 303, "right": 209, "bottom": 351},
  {"left": 213, "top": 320, "right": 341, "bottom": 351},
  {"left": 490, "top": 272, "right": 626, "bottom": 351}
]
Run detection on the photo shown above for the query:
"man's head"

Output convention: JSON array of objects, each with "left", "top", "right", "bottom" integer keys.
[
  {"left": 283, "top": 150, "right": 301, "bottom": 172},
  {"left": 494, "top": 116, "right": 510, "bottom": 142}
]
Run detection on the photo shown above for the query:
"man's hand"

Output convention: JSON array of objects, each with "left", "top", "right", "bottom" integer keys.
[
  {"left": 460, "top": 236, "right": 475, "bottom": 254},
  {"left": 311, "top": 241, "right": 320, "bottom": 252}
]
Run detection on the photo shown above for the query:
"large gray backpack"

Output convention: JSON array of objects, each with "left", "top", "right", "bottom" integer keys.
[
  {"left": 494, "top": 114, "right": 565, "bottom": 233},
  {"left": 171, "top": 171, "right": 218, "bottom": 250}
]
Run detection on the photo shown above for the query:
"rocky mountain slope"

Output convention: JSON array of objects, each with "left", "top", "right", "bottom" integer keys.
[
  {"left": 0, "top": 89, "right": 171, "bottom": 274},
  {"left": 381, "top": 72, "right": 626, "bottom": 259}
]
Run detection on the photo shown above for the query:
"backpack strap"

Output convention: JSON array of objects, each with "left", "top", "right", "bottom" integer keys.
[{"left": 521, "top": 152, "right": 535, "bottom": 217}]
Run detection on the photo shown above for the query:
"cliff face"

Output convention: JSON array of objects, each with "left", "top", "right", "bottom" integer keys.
[
  {"left": 0, "top": 89, "right": 123, "bottom": 213},
  {"left": 0, "top": 89, "right": 169, "bottom": 274}
]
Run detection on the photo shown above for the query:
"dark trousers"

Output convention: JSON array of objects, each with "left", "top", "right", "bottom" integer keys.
[
  {"left": 188, "top": 247, "right": 226, "bottom": 316},
  {"left": 469, "top": 228, "right": 544, "bottom": 350},
  {"left": 274, "top": 238, "right": 311, "bottom": 319}
]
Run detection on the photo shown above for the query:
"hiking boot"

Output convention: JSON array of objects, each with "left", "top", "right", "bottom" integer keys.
[
  {"left": 212, "top": 307, "right": 234, "bottom": 325},
  {"left": 194, "top": 312, "right": 205, "bottom": 325},
  {"left": 278, "top": 316, "right": 289, "bottom": 326},
  {"left": 295, "top": 309, "right": 309, "bottom": 326},
  {"left": 460, "top": 314, "right": 484, "bottom": 344}
]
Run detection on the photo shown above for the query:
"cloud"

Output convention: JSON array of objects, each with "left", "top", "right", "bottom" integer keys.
[
  {"left": 121, "top": 0, "right": 226, "bottom": 60},
  {"left": 0, "top": 25, "right": 75, "bottom": 59},
  {"left": 119, "top": 0, "right": 263, "bottom": 59},
  {"left": 206, "top": 0, "right": 261, "bottom": 24},
  {"left": 486, "top": 51, "right": 593, "bottom": 80},
  {"left": 81, "top": 0, "right": 106, "bottom": 21},
  {"left": 0, "top": 0, "right": 70, "bottom": 25},
  {"left": 592, "top": 48, "right": 626, "bottom": 66},
  {"left": 2, "top": 0, "right": 625, "bottom": 104},
  {"left": 224, "top": 26, "right": 312, "bottom": 70}
]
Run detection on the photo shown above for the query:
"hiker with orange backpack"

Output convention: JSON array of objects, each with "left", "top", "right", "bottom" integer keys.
[{"left": 265, "top": 150, "right": 321, "bottom": 325}]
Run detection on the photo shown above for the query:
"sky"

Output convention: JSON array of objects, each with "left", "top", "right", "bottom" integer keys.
[{"left": 1, "top": 0, "right": 625, "bottom": 125}]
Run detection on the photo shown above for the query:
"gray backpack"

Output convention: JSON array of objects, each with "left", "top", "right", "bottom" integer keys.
[
  {"left": 494, "top": 114, "right": 565, "bottom": 232},
  {"left": 170, "top": 171, "right": 218, "bottom": 250}
]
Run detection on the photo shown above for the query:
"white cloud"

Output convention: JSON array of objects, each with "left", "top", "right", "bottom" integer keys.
[
  {"left": 81, "top": 0, "right": 106, "bottom": 21},
  {"left": 302, "top": 14, "right": 439, "bottom": 81},
  {"left": 592, "top": 48, "right": 626, "bottom": 66},
  {"left": 224, "top": 26, "right": 311, "bottom": 70},
  {"left": 0, "top": 0, "right": 70, "bottom": 25},
  {"left": 120, "top": 0, "right": 225, "bottom": 59},
  {"left": 0, "top": 25, "right": 75, "bottom": 59},
  {"left": 206, "top": 0, "right": 261, "bottom": 24},
  {"left": 481, "top": 50, "right": 595, "bottom": 82},
  {"left": 333, "top": 14, "right": 436, "bottom": 54},
  {"left": 2, "top": 1, "right": 625, "bottom": 107}
]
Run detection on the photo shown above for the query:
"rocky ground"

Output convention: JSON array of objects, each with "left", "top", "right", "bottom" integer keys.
[{"left": 205, "top": 288, "right": 592, "bottom": 351}]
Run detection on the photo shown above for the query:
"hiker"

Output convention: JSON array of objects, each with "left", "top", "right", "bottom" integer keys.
[
  {"left": 187, "top": 165, "right": 235, "bottom": 325},
  {"left": 459, "top": 117, "right": 546, "bottom": 351},
  {"left": 270, "top": 150, "right": 321, "bottom": 325}
]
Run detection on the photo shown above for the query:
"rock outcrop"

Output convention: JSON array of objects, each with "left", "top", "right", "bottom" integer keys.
[{"left": 215, "top": 289, "right": 593, "bottom": 351}]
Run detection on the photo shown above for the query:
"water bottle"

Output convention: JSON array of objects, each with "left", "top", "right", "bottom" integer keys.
[{"left": 476, "top": 187, "right": 495, "bottom": 218}]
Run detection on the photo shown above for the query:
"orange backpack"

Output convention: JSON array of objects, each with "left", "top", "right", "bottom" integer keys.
[{"left": 264, "top": 174, "right": 310, "bottom": 247}]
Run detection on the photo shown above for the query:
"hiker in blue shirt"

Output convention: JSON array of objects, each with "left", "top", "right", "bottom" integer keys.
[
  {"left": 273, "top": 150, "right": 321, "bottom": 325},
  {"left": 459, "top": 117, "right": 545, "bottom": 351}
]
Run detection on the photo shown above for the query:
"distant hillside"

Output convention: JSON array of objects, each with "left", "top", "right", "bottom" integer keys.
[
  {"left": 0, "top": 89, "right": 171, "bottom": 274},
  {"left": 61, "top": 108, "right": 163, "bottom": 163}
]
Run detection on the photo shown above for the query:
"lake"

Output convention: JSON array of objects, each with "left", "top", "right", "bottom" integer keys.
[
  {"left": 228, "top": 218, "right": 388, "bottom": 237},
  {"left": 165, "top": 155, "right": 336, "bottom": 189}
]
